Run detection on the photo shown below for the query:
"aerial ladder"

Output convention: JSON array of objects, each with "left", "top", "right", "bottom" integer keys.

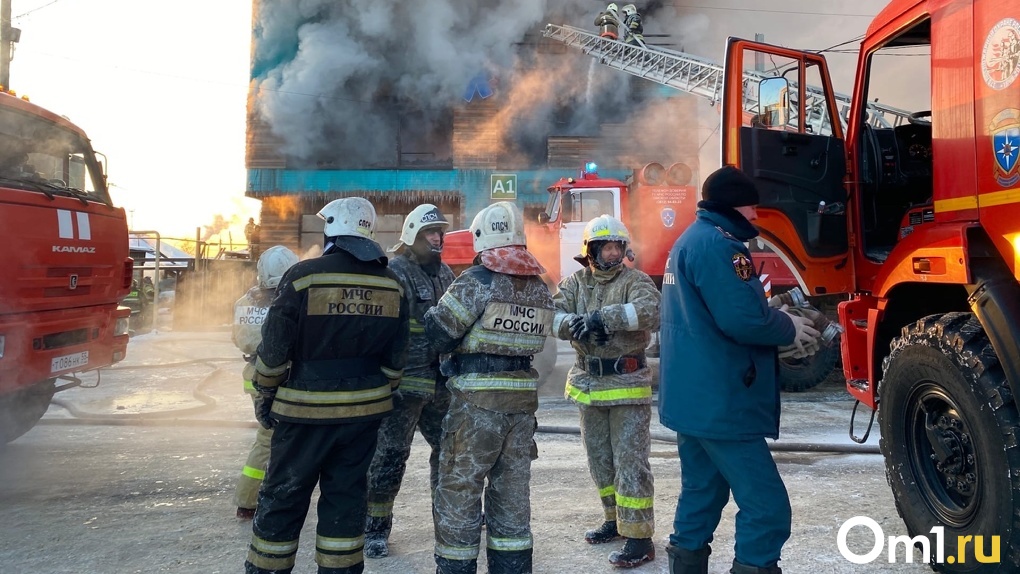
[{"left": 542, "top": 23, "right": 912, "bottom": 134}]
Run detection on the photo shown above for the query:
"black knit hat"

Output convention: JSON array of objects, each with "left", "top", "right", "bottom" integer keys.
[{"left": 702, "top": 166, "right": 760, "bottom": 208}]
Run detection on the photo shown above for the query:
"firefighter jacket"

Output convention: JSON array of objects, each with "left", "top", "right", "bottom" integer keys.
[
  {"left": 553, "top": 265, "right": 660, "bottom": 407},
  {"left": 254, "top": 248, "right": 410, "bottom": 425},
  {"left": 423, "top": 263, "right": 553, "bottom": 415},
  {"left": 388, "top": 250, "right": 455, "bottom": 397},
  {"left": 658, "top": 205, "right": 796, "bottom": 440},
  {"left": 232, "top": 285, "right": 274, "bottom": 394},
  {"left": 625, "top": 13, "right": 643, "bottom": 35}
]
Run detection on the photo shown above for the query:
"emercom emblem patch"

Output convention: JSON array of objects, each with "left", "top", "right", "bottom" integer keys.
[{"left": 732, "top": 253, "right": 754, "bottom": 281}]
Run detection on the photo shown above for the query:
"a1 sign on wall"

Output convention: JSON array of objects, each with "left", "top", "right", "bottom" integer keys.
[{"left": 491, "top": 174, "right": 517, "bottom": 200}]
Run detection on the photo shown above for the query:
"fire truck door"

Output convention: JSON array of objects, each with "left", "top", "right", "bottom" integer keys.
[{"left": 721, "top": 38, "right": 854, "bottom": 295}]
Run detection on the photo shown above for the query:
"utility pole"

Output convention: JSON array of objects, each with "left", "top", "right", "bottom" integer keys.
[{"left": 0, "top": 0, "right": 19, "bottom": 90}]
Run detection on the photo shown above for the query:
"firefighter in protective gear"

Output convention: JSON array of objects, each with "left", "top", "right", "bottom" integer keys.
[
  {"left": 232, "top": 245, "right": 299, "bottom": 520},
  {"left": 363, "top": 204, "right": 456, "bottom": 559},
  {"left": 659, "top": 167, "right": 818, "bottom": 574},
  {"left": 621, "top": 4, "right": 644, "bottom": 46},
  {"left": 553, "top": 215, "right": 660, "bottom": 568},
  {"left": 244, "top": 197, "right": 410, "bottom": 574},
  {"left": 425, "top": 201, "right": 554, "bottom": 574},
  {"left": 594, "top": 2, "right": 621, "bottom": 39}
]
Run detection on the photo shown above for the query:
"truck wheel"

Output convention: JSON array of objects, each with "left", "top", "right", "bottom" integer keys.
[
  {"left": 0, "top": 380, "right": 57, "bottom": 444},
  {"left": 778, "top": 335, "right": 840, "bottom": 392},
  {"left": 879, "top": 313, "right": 1020, "bottom": 572}
]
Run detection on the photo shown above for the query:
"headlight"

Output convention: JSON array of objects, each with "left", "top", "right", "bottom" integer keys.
[{"left": 114, "top": 317, "right": 130, "bottom": 337}]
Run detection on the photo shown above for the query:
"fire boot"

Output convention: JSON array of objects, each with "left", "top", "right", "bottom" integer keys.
[
  {"left": 584, "top": 520, "right": 621, "bottom": 544},
  {"left": 435, "top": 556, "right": 478, "bottom": 574},
  {"left": 729, "top": 560, "right": 782, "bottom": 574},
  {"left": 364, "top": 515, "right": 392, "bottom": 559},
  {"left": 608, "top": 537, "right": 655, "bottom": 568},
  {"left": 487, "top": 548, "right": 533, "bottom": 574},
  {"left": 666, "top": 544, "right": 710, "bottom": 574}
]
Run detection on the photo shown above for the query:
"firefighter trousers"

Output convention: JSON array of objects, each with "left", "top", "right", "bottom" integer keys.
[
  {"left": 578, "top": 402, "right": 654, "bottom": 538},
  {"left": 366, "top": 381, "right": 450, "bottom": 521},
  {"left": 433, "top": 392, "right": 537, "bottom": 573},
  {"left": 245, "top": 419, "right": 381, "bottom": 574},
  {"left": 235, "top": 395, "right": 273, "bottom": 510},
  {"left": 670, "top": 434, "right": 791, "bottom": 568}
]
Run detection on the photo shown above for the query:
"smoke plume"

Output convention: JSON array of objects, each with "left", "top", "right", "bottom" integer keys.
[{"left": 250, "top": 0, "right": 706, "bottom": 168}]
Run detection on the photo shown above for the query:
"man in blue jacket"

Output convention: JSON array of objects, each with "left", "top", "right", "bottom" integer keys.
[{"left": 658, "top": 166, "right": 818, "bottom": 574}]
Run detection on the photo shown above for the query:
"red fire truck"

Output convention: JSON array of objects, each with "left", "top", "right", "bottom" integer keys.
[
  {"left": 722, "top": 0, "right": 1020, "bottom": 569},
  {"left": 0, "top": 89, "right": 132, "bottom": 443}
]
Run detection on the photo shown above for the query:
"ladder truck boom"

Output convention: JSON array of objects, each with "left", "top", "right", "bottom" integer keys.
[{"left": 542, "top": 23, "right": 913, "bottom": 132}]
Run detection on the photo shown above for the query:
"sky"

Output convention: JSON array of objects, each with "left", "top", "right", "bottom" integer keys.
[
  {"left": 6, "top": 0, "right": 919, "bottom": 249},
  {"left": 9, "top": 0, "right": 256, "bottom": 246}
]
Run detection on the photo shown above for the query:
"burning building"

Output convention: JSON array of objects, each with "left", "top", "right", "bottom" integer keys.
[{"left": 244, "top": 0, "right": 701, "bottom": 252}]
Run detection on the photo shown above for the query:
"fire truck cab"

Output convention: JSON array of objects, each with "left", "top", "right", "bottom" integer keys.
[
  {"left": 721, "top": 0, "right": 1020, "bottom": 569},
  {"left": 0, "top": 90, "right": 132, "bottom": 443}
]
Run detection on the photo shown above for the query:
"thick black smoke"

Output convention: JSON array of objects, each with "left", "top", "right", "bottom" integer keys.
[{"left": 251, "top": 0, "right": 705, "bottom": 168}]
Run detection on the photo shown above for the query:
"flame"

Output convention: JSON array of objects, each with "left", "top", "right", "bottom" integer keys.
[{"left": 262, "top": 196, "right": 302, "bottom": 220}]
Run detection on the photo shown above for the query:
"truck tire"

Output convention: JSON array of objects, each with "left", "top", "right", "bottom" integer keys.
[
  {"left": 879, "top": 313, "right": 1020, "bottom": 572},
  {"left": 0, "top": 379, "right": 57, "bottom": 444},
  {"left": 778, "top": 335, "right": 840, "bottom": 392}
]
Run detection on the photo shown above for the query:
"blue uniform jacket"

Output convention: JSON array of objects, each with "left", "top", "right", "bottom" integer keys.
[{"left": 658, "top": 206, "right": 796, "bottom": 440}]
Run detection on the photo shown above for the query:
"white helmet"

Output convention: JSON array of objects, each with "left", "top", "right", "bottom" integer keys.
[
  {"left": 579, "top": 215, "right": 630, "bottom": 268},
  {"left": 391, "top": 204, "right": 449, "bottom": 252},
  {"left": 470, "top": 201, "right": 526, "bottom": 253},
  {"left": 607, "top": 3, "right": 619, "bottom": 12},
  {"left": 257, "top": 246, "right": 299, "bottom": 289},
  {"left": 622, "top": 4, "right": 636, "bottom": 16},
  {"left": 317, "top": 197, "right": 377, "bottom": 239}
]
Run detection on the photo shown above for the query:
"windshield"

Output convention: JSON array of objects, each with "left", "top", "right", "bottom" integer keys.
[
  {"left": 0, "top": 105, "right": 112, "bottom": 205},
  {"left": 544, "top": 190, "right": 561, "bottom": 222}
]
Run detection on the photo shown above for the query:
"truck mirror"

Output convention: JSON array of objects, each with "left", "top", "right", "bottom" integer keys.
[{"left": 757, "top": 77, "right": 790, "bottom": 127}]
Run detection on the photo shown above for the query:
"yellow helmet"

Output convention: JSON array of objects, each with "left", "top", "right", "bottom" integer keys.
[
  {"left": 607, "top": 3, "right": 619, "bottom": 12},
  {"left": 579, "top": 214, "right": 630, "bottom": 259}
]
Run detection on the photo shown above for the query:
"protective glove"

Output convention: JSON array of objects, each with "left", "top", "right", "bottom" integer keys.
[
  {"left": 779, "top": 336, "right": 821, "bottom": 359},
  {"left": 778, "top": 305, "right": 821, "bottom": 357},
  {"left": 585, "top": 310, "right": 609, "bottom": 346},
  {"left": 251, "top": 380, "right": 278, "bottom": 430},
  {"left": 567, "top": 313, "right": 589, "bottom": 341}
]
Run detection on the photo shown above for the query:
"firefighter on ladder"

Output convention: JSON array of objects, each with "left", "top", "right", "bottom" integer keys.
[
  {"left": 621, "top": 4, "right": 645, "bottom": 47},
  {"left": 553, "top": 215, "right": 660, "bottom": 568},
  {"left": 232, "top": 245, "right": 299, "bottom": 520},
  {"left": 364, "top": 204, "right": 456, "bottom": 558},
  {"left": 595, "top": 3, "right": 621, "bottom": 39},
  {"left": 425, "top": 201, "right": 554, "bottom": 574}
]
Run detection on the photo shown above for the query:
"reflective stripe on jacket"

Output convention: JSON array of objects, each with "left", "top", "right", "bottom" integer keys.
[
  {"left": 256, "top": 249, "right": 410, "bottom": 424},
  {"left": 553, "top": 265, "right": 660, "bottom": 406},
  {"left": 424, "top": 264, "right": 553, "bottom": 414}
]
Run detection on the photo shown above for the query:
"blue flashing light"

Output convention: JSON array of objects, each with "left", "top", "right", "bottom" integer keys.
[{"left": 584, "top": 161, "right": 598, "bottom": 174}]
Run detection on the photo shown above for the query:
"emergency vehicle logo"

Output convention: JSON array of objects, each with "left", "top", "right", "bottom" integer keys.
[
  {"left": 981, "top": 18, "right": 1020, "bottom": 90},
  {"left": 661, "top": 207, "right": 676, "bottom": 228},
  {"left": 990, "top": 108, "right": 1020, "bottom": 187},
  {"left": 732, "top": 253, "right": 754, "bottom": 281}
]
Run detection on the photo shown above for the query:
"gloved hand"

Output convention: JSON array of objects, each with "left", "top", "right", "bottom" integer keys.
[
  {"left": 567, "top": 313, "right": 589, "bottom": 341},
  {"left": 251, "top": 381, "right": 278, "bottom": 430},
  {"left": 585, "top": 310, "right": 609, "bottom": 346},
  {"left": 778, "top": 305, "right": 821, "bottom": 357}
]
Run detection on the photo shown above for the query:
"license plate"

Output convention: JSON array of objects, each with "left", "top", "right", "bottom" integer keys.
[{"left": 51, "top": 351, "right": 89, "bottom": 373}]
